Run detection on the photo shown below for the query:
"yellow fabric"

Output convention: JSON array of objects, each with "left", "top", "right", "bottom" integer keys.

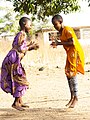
[{"left": 60, "top": 26, "right": 84, "bottom": 78}]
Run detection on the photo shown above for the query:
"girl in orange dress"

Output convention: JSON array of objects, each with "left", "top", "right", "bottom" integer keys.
[{"left": 51, "top": 14, "right": 84, "bottom": 108}]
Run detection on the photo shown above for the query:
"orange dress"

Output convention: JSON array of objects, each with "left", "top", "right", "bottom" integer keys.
[{"left": 60, "top": 26, "right": 84, "bottom": 78}]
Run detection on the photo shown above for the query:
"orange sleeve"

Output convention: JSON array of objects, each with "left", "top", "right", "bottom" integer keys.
[{"left": 65, "top": 27, "right": 73, "bottom": 40}]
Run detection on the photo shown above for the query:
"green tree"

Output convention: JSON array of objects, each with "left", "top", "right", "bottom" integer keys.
[
  {"left": 0, "top": 3, "right": 20, "bottom": 34},
  {"left": 6, "top": 0, "right": 80, "bottom": 20}
]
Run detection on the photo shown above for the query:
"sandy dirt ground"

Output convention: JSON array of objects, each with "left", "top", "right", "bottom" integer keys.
[{"left": 0, "top": 39, "right": 90, "bottom": 120}]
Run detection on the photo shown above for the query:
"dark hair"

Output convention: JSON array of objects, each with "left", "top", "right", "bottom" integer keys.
[
  {"left": 19, "top": 17, "right": 30, "bottom": 28},
  {"left": 52, "top": 14, "right": 63, "bottom": 24}
]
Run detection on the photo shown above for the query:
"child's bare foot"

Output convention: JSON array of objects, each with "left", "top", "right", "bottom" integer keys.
[
  {"left": 12, "top": 104, "right": 25, "bottom": 111},
  {"left": 21, "top": 104, "right": 29, "bottom": 108},
  {"left": 69, "top": 96, "right": 78, "bottom": 108},
  {"left": 19, "top": 97, "right": 29, "bottom": 108},
  {"left": 12, "top": 102, "right": 25, "bottom": 111},
  {"left": 65, "top": 98, "right": 74, "bottom": 107}
]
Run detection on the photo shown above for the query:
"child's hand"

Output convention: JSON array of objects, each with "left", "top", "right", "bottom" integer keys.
[
  {"left": 33, "top": 43, "right": 39, "bottom": 50},
  {"left": 50, "top": 42, "right": 57, "bottom": 48},
  {"left": 28, "top": 42, "right": 39, "bottom": 50},
  {"left": 50, "top": 40, "right": 59, "bottom": 48},
  {"left": 27, "top": 41, "right": 35, "bottom": 46}
]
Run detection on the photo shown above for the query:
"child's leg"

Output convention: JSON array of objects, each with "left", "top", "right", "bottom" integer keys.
[
  {"left": 19, "top": 97, "right": 29, "bottom": 108},
  {"left": 69, "top": 76, "right": 78, "bottom": 108},
  {"left": 12, "top": 83, "right": 29, "bottom": 109},
  {"left": 66, "top": 77, "right": 74, "bottom": 107},
  {"left": 12, "top": 97, "right": 25, "bottom": 111},
  {"left": 66, "top": 76, "right": 78, "bottom": 107}
]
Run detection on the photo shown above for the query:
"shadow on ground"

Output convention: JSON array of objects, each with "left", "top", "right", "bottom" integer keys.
[{"left": 0, "top": 107, "right": 89, "bottom": 120}]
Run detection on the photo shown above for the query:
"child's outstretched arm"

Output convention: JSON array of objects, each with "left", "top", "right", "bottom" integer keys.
[
  {"left": 27, "top": 41, "right": 39, "bottom": 51},
  {"left": 58, "top": 38, "right": 74, "bottom": 46},
  {"left": 51, "top": 38, "right": 74, "bottom": 48}
]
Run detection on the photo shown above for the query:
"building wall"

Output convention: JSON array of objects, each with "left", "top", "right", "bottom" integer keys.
[
  {"left": 80, "top": 28, "right": 90, "bottom": 39},
  {"left": 74, "top": 29, "right": 80, "bottom": 39}
]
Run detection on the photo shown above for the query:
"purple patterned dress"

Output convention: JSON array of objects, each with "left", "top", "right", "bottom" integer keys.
[{"left": 1, "top": 31, "right": 29, "bottom": 97}]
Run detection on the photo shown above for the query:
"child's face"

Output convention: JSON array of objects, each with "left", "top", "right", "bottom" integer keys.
[
  {"left": 25, "top": 20, "right": 32, "bottom": 33},
  {"left": 53, "top": 20, "right": 62, "bottom": 31}
]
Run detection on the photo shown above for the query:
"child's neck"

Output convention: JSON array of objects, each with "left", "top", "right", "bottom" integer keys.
[{"left": 59, "top": 27, "right": 63, "bottom": 35}]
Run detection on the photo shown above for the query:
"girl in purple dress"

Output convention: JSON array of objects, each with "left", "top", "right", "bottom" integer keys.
[{"left": 1, "top": 17, "right": 39, "bottom": 111}]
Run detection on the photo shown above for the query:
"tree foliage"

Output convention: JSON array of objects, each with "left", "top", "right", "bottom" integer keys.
[
  {"left": 0, "top": 4, "right": 20, "bottom": 34},
  {"left": 6, "top": 0, "right": 80, "bottom": 20}
]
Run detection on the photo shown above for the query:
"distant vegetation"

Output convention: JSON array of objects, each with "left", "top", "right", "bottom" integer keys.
[
  {"left": 1, "top": 0, "right": 89, "bottom": 36},
  {"left": 6, "top": 0, "right": 80, "bottom": 21}
]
